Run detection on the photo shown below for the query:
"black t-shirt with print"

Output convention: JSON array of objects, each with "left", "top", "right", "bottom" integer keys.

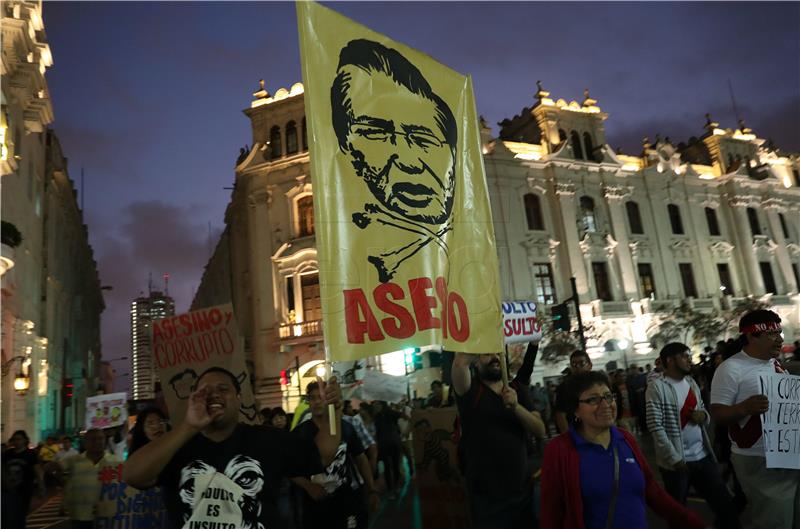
[
  {"left": 158, "top": 423, "right": 321, "bottom": 529},
  {"left": 1, "top": 449, "right": 38, "bottom": 494},
  {"left": 456, "top": 379, "right": 535, "bottom": 500},
  {"left": 292, "top": 419, "right": 365, "bottom": 496}
]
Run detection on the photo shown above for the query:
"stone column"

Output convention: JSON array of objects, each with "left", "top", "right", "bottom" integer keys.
[
  {"left": 729, "top": 196, "right": 766, "bottom": 296},
  {"left": 248, "top": 189, "right": 275, "bottom": 381},
  {"left": 555, "top": 182, "right": 590, "bottom": 299},
  {"left": 764, "top": 199, "right": 799, "bottom": 294},
  {"left": 603, "top": 185, "right": 639, "bottom": 299},
  {"left": 687, "top": 198, "right": 718, "bottom": 298},
  {"left": 644, "top": 187, "right": 682, "bottom": 298}
]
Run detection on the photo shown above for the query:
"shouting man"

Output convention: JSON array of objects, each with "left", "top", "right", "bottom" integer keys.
[{"left": 124, "top": 367, "right": 342, "bottom": 529}]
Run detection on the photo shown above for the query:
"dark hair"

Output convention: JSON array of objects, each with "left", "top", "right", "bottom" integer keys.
[
  {"left": 561, "top": 371, "right": 612, "bottom": 422},
  {"left": 195, "top": 367, "right": 241, "bottom": 395},
  {"left": 570, "top": 350, "right": 589, "bottom": 361},
  {"left": 306, "top": 381, "right": 320, "bottom": 396},
  {"left": 725, "top": 309, "right": 782, "bottom": 358},
  {"left": 330, "top": 38, "right": 457, "bottom": 154},
  {"left": 659, "top": 342, "right": 690, "bottom": 366},
  {"left": 430, "top": 380, "right": 443, "bottom": 389},
  {"left": 129, "top": 407, "right": 168, "bottom": 455},
  {"left": 10, "top": 430, "right": 29, "bottom": 444}
]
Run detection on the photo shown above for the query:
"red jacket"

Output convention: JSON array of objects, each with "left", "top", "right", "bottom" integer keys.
[{"left": 540, "top": 429, "right": 706, "bottom": 529}]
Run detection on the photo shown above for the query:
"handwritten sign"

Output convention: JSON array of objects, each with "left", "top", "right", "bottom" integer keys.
[
  {"left": 502, "top": 300, "right": 542, "bottom": 345},
  {"left": 759, "top": 372, "right": 800, "bottom": 469},
  {"left": 151, "top": 304, "right": 258, "bottom": 423},
  {"left": 361, "top": 369, "right": 408, "bottom": 403},
  {"left": 95, "top": 463, "right": 169, "bottom": 529},
  {"left": 411, "top": 408, "right": 471, "bottom": 528},
  {"left": 85, "top": 393, "right": 128, "bottom": 430}
]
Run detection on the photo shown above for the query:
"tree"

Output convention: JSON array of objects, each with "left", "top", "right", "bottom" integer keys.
[
  {"left": 539, "top": 318, "right": 596, "bottom": 364},
  {"left": 0, "top": 221, "right": 22, "bottom": 248},
  {"left": 724, "top": 297, "right": 773, "bottom": 334},
  {"left": 649, "top": 302, "right": 726, "bottom": 350}
]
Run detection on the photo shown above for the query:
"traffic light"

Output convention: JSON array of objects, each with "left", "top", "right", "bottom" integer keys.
[
  {"left": 550, "top": 303, "right": 571, "bottom": 332},
  {"left": 63, "top": 378, "right": 74, "bottom": 405},
  {"left": 403, "top": 348, "right": 423, "bottom": 372},
  {"left": 279, "top": 370, "right": 288, "bottom": 387}
]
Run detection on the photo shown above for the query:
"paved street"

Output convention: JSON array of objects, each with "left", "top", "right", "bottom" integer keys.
[{"left": 26, "top": 492, "right": 68, "bottom": 529}]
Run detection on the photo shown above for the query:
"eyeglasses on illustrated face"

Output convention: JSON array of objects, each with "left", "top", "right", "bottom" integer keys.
[{"left": 578, "top": 393, "right": 617, "bottom": 406}]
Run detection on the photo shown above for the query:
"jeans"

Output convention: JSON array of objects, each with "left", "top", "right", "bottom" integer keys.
[{"left": 660, "top": 455, "right": 741, "bottom": 529}]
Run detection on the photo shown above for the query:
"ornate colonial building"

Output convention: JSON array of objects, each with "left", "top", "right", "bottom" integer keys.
[
  {"left": 1, "top": 1, "right": 105, "bottom": 441},
  {"left": 193, "top": 79, "right": 800, "bottom": 405}
]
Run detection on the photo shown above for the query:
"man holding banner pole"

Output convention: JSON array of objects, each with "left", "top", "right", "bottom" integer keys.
[
  {"left": 452, "top": 351, "right": 545, "bottom": 528},
  {"left": 710, "top": 310, "right": 800, "bottom": 529}
]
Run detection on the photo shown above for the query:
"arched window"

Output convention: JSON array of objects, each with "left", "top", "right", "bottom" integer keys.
[
  {"left": 558, "top": 129, "right": 567, "bottom": 143},
  {"left": 705, "top": 207, "right": 721, "bottom": 236},
  {"left": 269, "top": 126, "right": 282, "bottom": 160},
  {"left": 302, "top": 117, "right": 308, "bottom": 151},
  {"left": 297, "top": 195, "right": 314, "bottom": 237},
  {"left": 583, "top": 132, "right": 595, "bottom": 162},
  {"left": 286, "top": 121, "right": 298, "bottom": 155},
  {"left": 667, "top": 204, "right": 684, "bottom": 234},
  {"left": 626, "top": 201, "right": 644, "bottom": 234},
  {"left": 524, "top": 193, "right": 544, "bottom": 230},
  {"left": 747, "top": 207, "right": 761, "bottom": 235},
  {"left": 579, "top": 195, "right": 597, "bottom": 233},
  {"left": 570, "top": 131, "right": 584, "bottom": 160}
]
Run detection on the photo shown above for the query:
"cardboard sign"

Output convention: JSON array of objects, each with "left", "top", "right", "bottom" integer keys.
[
  {"left": 411, "top": 408, "right": 471, "bottom": 528},
  {"left": 759, "top": 372, "right": 800, "bottom": 469},
  {"left": 151, "top": 304, "right": 258, "bottom": 423},
  {"left": 297, "top": 1, "right": 503, "bottom": 361},
  {"left": 85, "top": 393, "right": 128, "bottom": 430},
  {"left": 361, "top": 369, "right": 408, "bottom": 403},
  {"left": 94, "top": 463, "right": 169, "bottom": 529},
  {"left": 502, "top": 300, "right": 542, "bottom": 344}
]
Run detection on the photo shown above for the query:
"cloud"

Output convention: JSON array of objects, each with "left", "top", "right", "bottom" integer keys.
[{"left": 96, "top": 200, "right": 222, "bottom": 393}]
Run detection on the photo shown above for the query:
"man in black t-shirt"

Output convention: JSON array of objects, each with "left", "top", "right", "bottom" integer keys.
[
  {"left": 553, "top": 350, "right": 593, "bottom": 433},
  {"left": 124, "top": 367, "right": 342, "bottom": 529},
  {"left": 452, "top": 351, "right": 545, "bottom": 529},
  {"left": 292, "top": 381, "right": 378, "bottom": 529}
]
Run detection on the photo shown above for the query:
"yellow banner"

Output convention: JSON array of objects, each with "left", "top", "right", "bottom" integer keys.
[{"left": 297, "top": 1, "right": 502, "bottom": 361}]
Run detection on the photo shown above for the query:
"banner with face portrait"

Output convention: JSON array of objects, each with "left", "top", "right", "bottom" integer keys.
[{"left": 297, "top": 1, "right": 503, "bottom": 361}]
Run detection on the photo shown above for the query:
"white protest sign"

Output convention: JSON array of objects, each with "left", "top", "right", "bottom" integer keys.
[
  {"left": 361, "top": 369, "right": 408, "bottom": 403},
  {"left": 86, "top": 392, "right": 128, "bottom": 430},
  {"left": 759, "top": 372, "right": 800, "bottom": 469},
  {"left": 502, "top": 300, "right": 542, "bottom": 344}
]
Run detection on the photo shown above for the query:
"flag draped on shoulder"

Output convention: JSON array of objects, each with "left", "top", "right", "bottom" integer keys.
[{"left": 297, "top": 1, "right": 502, "bottom": 361}]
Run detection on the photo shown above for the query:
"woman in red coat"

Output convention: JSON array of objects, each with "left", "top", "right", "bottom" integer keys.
[{"left": 540, "top": 371, "right": 710, "bottom": 529}]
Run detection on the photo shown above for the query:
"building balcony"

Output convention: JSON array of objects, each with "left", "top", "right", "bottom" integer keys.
[
  {"left": 278, "top": 319, "right": 323, "bottom": 340},
  {"left": 590, "top": 300, "right": 632, "bottom": 317}
]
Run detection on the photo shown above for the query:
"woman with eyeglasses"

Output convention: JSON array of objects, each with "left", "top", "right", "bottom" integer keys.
[
  {"left": 540, "top": 371, "right": 710, "bottom": 529},
  {"left": 129, "top": 407, "right": 169, "bottom": 455}
]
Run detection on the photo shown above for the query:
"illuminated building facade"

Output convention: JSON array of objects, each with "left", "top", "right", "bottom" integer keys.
[
  {"left": 193, "top": 80, "right": 800, "bottom": 405},
  {"left": 130, "top": 289, "right": 174, "bottom": 401},
  {"left": 2, "top": 1, "right": 104, "bottom": 441}
]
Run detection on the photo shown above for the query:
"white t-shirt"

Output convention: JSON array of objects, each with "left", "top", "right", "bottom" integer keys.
[
  {"left": 665, "top": 377, "right": 706, "bottom": 462},
  {"left": 710, "top": 351, "right": 780, "bottom": 457}
]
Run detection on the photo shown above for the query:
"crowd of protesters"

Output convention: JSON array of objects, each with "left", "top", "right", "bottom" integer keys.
[{"left": 4, "top": 308, "right": 799, "bottom": 529}]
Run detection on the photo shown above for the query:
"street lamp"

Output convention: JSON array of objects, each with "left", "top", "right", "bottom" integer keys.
[{"left": 2, "top": 356, "right": 30, "bottom": 396}]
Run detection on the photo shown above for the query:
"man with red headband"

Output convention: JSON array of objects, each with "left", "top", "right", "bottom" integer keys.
[{"left": 710, "top": 309, "right": 799, "bottom": 529}]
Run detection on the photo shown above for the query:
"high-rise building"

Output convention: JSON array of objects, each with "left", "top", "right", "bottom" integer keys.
[{"left": 130, "top": 286, "right": 174, "bottom": 401}]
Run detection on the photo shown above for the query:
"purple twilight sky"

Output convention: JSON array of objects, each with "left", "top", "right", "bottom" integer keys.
[{"left": 41, "top": 2, "right": 799, "bottom": 394}]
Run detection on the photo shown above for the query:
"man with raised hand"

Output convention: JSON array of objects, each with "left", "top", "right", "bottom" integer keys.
[
  {"left": 124, "top": 366, "right": 342, "bottom": 529},
  {"left": 452, "top": 351, "right": 545, "bottom": 529}
]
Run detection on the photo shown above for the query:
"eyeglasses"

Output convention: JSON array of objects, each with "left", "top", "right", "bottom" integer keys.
[{"left": 578, "top": 393, "right": 617, "bottom": 406}]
